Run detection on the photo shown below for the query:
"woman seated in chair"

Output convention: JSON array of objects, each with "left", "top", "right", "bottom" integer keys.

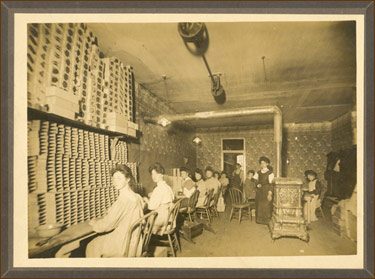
[
  {"left": 303, "top": 170, "right": 323, "bottom": 223},
  {"left": 86, "top": 164, "right": 144, "bottom": 257},
  {"left": 219, "top": 171, "right": 229, "bottom": 196},
  {"left": 232, "top": 163, "right": 244, "bottom": 191},
  {"left": 194, "top": 168, "right": 207, "bottom": 207},
  {"left": 205, "top": 166, "right": 220, "bottom": 195},
  {"left": 180, "top": 167, "right": 196, "bottom": 198},
  {"left": 143, "top": 162, "right": 175, "bottom": 235}
]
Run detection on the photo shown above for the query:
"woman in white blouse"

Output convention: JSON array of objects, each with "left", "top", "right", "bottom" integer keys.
[
  {"left": 195, "top": 168, "right": 207, "bottom": 207},
  {"left": 143, "top": 163, "right": 175, "bottom": 235},
  {"left": 180, "top": 167, "right": 196, "bottom": 198}
]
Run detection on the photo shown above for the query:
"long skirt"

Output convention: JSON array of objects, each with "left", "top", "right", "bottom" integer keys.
[{"left": 255, "top": 185, "right": 273, "bottom": 224}]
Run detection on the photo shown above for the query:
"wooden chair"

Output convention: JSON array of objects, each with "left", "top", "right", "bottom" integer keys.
[
  {"left": 196, "top": 189, "right": 214, "bottom": 223},
  {"left": 150, "top": 199, "right": 183, "bottom": 257},
  {"left": 229, "top": 188, "right": 252, "bottom": 224},
  {"left": 316, "top": 186, "right": 327, "bottom": 219},
  {"left": 242, "top": 190, "right": 256, "bottom": 218},
  {"left": 180, "top": 190, "right": 200, "bottom": 222},
  {"left": 210, "top": 187, "right": 222, "bottom": 218},
  {"left": 123, "top": 211, "right": 158, "bottom": 257}
]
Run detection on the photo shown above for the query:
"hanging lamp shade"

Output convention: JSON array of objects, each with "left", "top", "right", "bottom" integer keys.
[{"left": 211, "top": 75, "right": 226, "bottom": 105}]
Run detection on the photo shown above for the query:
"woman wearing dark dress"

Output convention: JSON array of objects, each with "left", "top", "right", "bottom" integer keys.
[
  {"left": 231, "top": 163, "right": 243, "bottom": 191},
  {"left": 253, "top": 156, "right": 275, "bottom": 225}
]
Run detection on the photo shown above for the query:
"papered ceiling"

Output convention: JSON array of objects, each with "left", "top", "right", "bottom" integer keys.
[{"left": 88, "top": 21, "right": 356, "bottom": 127}]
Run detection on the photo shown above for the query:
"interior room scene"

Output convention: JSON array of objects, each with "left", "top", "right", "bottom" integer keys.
[{"left": 27, "top": 21, "right": 357, "bottom": 258}]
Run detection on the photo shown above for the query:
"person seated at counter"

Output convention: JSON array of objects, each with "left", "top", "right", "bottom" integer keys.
[
  {"left": 303, "top": 170, "right": 323, "bottom": 223},
  {"left": 205, "top": 166, "right": 220, "bottom": 195},
  {"left": 143, "top": 162, "right": 175, "bottom": 235},
  {"left": 86, "top": 164, "right": 144, "bottom": 257},
  {"left": 194, "top": 168, "right": 207, "bottom": 207},
  {"left": 180, "top": 167, "right": 196, "bottom": 198}
]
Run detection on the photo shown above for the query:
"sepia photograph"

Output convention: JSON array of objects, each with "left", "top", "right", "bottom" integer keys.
[
  {"left": 2, "top": 1, "right": 374, "bottom": 277},
  {"left": 26, "top": 20, "right": 359, "bottom": 259}
]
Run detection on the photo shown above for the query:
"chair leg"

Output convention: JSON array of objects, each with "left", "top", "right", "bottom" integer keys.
[
  {"left": 211, "top": 207, "right": 215, "bottom": 218},
  {"left": 189, "top": 213, "right": 193, "bottom": 222},
  {"left": 229, "top": 207, "right": 234, "bottom": 222},
  {"left": 319, "top": 207, "right": 325, "bottom": 219},
  {"left": 206, "top": 209, "right": 211, "bottom": 223},
  {"left": 248, "top": 207, "right": 252, "bottom": 221},
  {"left": 174, "top": 232, "right": 181, "bottom": 252},
  {"left": 193, "top": 211, "right": 197, "bottom": 221},
  {"left": 239, "top": 208, "right": 242, "bottom": 224},
  {"left": 167, "top": 234, "right": 176, "bottom": 257}
]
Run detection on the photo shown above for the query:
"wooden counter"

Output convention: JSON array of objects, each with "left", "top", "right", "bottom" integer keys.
[{"left": 29, "top": 221, "right": 95, "bottom": 258}]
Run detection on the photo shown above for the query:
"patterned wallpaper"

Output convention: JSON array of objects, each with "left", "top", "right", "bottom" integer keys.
[
  {"left": 127, "top": 84, "right": 354, "bottom": 192},
  {"left": 196, "top": 125, "right": 331, "bottom": 181},
  {"left": 283, "top": 130, "right": 331, "bottom": 179},
  {"left": 127, "top": 84, "right": 196, "bottom": 193},
  {"left": 195, "top": 128, "right": 275, "bottom": 174}
]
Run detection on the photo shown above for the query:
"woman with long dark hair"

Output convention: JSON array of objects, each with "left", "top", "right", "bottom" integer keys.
[{"left": 86, "top": 164, "right": 144, "bottom": 257}]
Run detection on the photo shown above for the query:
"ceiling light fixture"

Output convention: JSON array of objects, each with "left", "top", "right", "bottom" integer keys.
[
  {"left": 178, "top": 22, "right": 226, "bottom": 105},
  {"left": 192, "top": 136, "right": 202, "bottom": 145},
  {"left": 158, "top": 117, "right": 171, "bottom": 127}
]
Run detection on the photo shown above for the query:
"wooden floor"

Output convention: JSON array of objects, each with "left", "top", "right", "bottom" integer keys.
[{"left": 178, "top": 210, "right": 356, "bottom": 257}]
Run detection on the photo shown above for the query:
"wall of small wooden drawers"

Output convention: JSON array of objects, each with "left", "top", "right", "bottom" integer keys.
[
  {"left": 28, "top": 119, "right": 138, "bottom": 236},
  {"left": 28, "top": 23, "right": 140, "bottom": 236}
]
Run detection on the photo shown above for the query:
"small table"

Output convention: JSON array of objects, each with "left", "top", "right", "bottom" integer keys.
[{"left": 29, "top": 221, "right": 95, "bottom": 258}]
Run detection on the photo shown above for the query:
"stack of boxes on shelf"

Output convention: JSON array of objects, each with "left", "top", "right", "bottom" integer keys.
[
  {"left": 27, "top": 23, "right": 80, "bottom": 119},
  {"left": 27, "top": 23, "right": 138, "bottom": 137},
  {"left": 28, "top": 119, "right": 139, "bottom": 234},
  {"left": 103, "top": 57, "right": 138, "bottom": 137},
  {"left": 109, "top": 138, "right": 143, "bottom": 195}
]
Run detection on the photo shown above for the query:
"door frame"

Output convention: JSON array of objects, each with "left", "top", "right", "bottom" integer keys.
[{"left": 221, "top": 138, "right": 246, "bottom": 179}]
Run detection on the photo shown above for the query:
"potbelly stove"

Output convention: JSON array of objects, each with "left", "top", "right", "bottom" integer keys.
[{"left": 269, "top": 177, "right": 309, "bottom": 242}]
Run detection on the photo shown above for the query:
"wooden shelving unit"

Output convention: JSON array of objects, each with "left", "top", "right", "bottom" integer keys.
[{"left": 28, "top": 107, "right": 137, "bottom": 140}]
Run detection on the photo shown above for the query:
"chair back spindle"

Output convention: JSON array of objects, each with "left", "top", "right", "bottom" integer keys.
[{"left": 124, "top": 211, "right": 158, "bottom": 257}]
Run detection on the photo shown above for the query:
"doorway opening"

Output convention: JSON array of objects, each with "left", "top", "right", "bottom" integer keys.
[{"left": 221, "top": 138, "right": 246, "bottom": 180}]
